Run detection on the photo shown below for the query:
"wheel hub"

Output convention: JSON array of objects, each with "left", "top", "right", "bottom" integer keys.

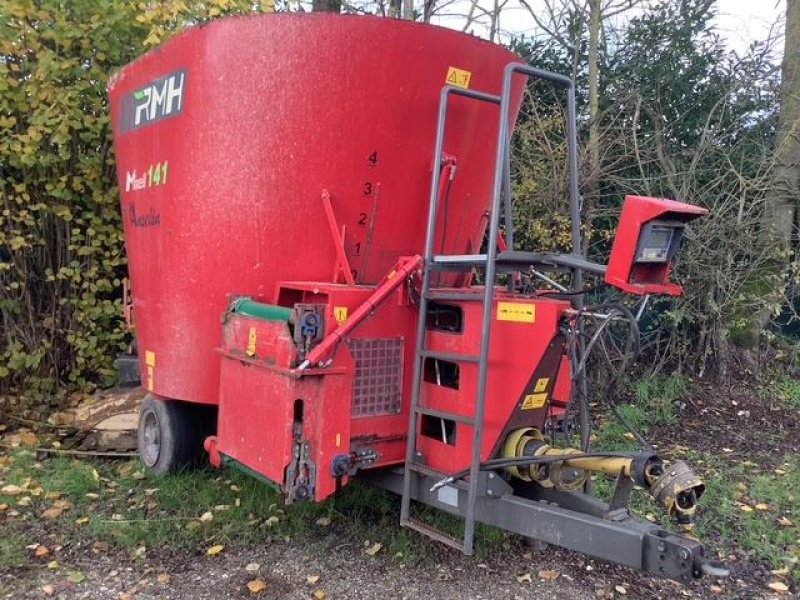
[{"left": 141, "top": 410, "right": 161, "bottom": 467}]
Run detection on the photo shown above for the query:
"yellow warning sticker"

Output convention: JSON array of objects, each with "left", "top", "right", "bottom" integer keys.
[
  {"left": 534, "top": 377, "right": 549, "bottom": 393},
  {"left": 521, "top": 393, "right": 548, "bottom": 410},
  {"left": 144, "top": 350, "right": 156, "bottom": 367},
  {"left": 446, "top": 66, "right": 472, "bottom": 89},
  {"left": 334, "top": 306, "right": 348, "bottom": 325},
  {"left": 497, "top": 302, "right": 535, "bottom": 323},
  {"left": 246, "top": 326, "right": 257, "bottom": 357},
  {"left": 335, "top": 433, "right": 342, "bottom": 448},
  {"left": 146, "top": 365, "right": 154, "bottom": 391}
]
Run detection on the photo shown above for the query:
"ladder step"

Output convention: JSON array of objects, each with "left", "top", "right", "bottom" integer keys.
[
  {"left": 415, "top": 406, "right": 475, "bottom": 425},
  {"left": 425, "top": 291, "right": 484, "bottom": 302},
  {"left": 430, "top": 254, "right": 488, "bottom": 270},
  {"left": 401, "top": 517, "right": 465, "bottom": 552},
  {"left": 406, "top": 461, "right": 469, "bottom": 490},
  {"left": 419, "top": 350, "right": 480, "bottom": 363}
]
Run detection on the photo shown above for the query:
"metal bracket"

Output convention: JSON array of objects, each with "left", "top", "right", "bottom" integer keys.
[
  {"left": 285, "top": 439, "right": 316, "bottom": 503},
  {"left": 605, "top": 471, "right": 635, "bottom": 520}
]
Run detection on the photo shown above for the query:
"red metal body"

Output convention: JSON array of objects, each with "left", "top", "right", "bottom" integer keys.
[
  {"left": 207, "top": 272, "right": 572, "bottom": 501},
  {"left": 107, "top": 14, "right": 523, "bottom": 407}
]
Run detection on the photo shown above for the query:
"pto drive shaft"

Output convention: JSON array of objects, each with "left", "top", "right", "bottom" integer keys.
[{"left": 502, "top": 428, "right": 706, "bottom": 529}]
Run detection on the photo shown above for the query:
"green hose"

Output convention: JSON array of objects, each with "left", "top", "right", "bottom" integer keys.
[{"left": 229, "top": 298, "right": 292, "bottom": 322}]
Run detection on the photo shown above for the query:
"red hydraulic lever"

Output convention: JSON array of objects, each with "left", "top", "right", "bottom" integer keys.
[{"left": 297, "top": 255, "right": 423, "bottom": 370}]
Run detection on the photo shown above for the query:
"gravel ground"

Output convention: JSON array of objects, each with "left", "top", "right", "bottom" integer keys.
[{"left": 2, "top": 538, "right": 598, "bottom": 600}]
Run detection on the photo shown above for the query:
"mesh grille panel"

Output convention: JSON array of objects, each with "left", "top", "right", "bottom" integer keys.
[{"left": 347, "top": 338, "right": 403, "bottom": 417}]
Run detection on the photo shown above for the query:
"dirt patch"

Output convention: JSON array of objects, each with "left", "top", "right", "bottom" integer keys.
[{"left": 654, "top": 380, "right": 800, "bottom": 463}]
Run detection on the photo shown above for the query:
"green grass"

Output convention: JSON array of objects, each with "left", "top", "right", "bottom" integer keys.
[
  {"left": 633, "top": 373, "right": 686, "bottom": 423},
  {"left": 0, "top": 449, "right": 509, "bottom": 567},
  {"left": 775, "top": 378, "right": 800, "bottom": 410},
  {"left": 0, "top": 533, "right": 26, "bottom": 569},
  {"left": 694, "top": 455, "right": 800, "bottom": 579},
  {"left": 592, "top": 373, "right": 688, "bottom": 451}
]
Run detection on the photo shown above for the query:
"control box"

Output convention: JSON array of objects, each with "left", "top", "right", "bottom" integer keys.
[{"left": 605, "top": 196, "right": 707, "bottom": 296}]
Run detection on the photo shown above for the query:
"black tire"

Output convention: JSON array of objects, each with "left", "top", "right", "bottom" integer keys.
[{"left": 137, "top": 394, "right": 204, "bottom": 476}]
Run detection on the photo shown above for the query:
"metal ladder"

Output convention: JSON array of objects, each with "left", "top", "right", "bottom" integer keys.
[{"left": 399, "top": 63, "right": 581, "bottom": 555}]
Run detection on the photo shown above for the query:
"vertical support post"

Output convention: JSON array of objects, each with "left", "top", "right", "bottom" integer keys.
[
  {"left": 566, "top": 79, "right": 592, "bottom": 486},
  {"left": 503, "top": 151, "right": 513, "bottom": 251},
  {"left": 463, "top": 64, "right": 516, "bottom": 554}
]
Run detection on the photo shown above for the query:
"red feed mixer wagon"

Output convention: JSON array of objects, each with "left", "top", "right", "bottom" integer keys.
[{"left": 108, "top": 13, "right": 727, "bottom": 582}]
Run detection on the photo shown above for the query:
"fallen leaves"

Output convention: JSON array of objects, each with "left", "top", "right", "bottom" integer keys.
[
  {"left": 1, "top": 484, "right": 23, "bottom": 495},
  {"left": 34, "top": 545, "right": 50, "bottom": 558},
  {"left": 516, "top": 573, "right": 532, "bottom": 584},
  {"left": 206, "top": 544, "right": 224, "bottom": 556},
  {"left": 41, "top": 507, "right": 64, "bottom": 520},
  {"left": 364, "top": 541, "right": 383, "bottom": 556},
  {"left": 41, "top": 498, "right": 70, "bottom": 520},
  {"left": 615, "top": 584, "right": 628, "bottom": 595},
  {"left": 245, "top": 563, "right": 261, "bottom": 574},
  {"left": 66, "top": 570, "right": 86, "bottom": 584},
  {"left": 246, "top": 578, "right": 267, "bottom": 594},
  {"left": 315, "top": 516, "right": 331, "bottom": 527},
  {"left": 778, "top": 516, "right": 794, "bottom": 527},
  {"left": 41, "top": 584, "right": 55, "bottom": 596},
  {"left": 306, "top": 575, "right": 320, "bottom": 585},
  {"left": 199, "top": 511, "right": 214, "bottom": 523},
  {"left": 754, "top": 502, "right": 769, "bottom": 511},
  {"left": 538, "top": 569, "right": 560, "bottom": 580},
  {"left": 264, "top": 515, "right": 280, "bottom": 527},
  {"left": 157, "top": 573, "right": 171, "bottom": 584},
  {"left": 313, "top": 590, "right": 326, "bottom": 600},
  {"left": 767, "top": 581, "right": 790, "bottom": 594}
]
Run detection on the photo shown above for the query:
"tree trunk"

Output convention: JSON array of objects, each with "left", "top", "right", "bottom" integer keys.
[
  {"left": 740, "top": 0, "right": 800, "bottom": 350},
  {"left": 771, "top": 0, "right": 800, "bottom": 244},
  {"left": 402, "top": 0, "right": 414, "bottom": 19},
  {"left": 583, "top": 0, "right": 601, "bottom": 256},
  {"left": 312, "top": 0, "right": 341, "bottom": 12}
]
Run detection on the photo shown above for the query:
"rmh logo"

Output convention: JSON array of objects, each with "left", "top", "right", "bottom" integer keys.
[{"left": 123, "top": 69, "right": 186, "bottom": 131}]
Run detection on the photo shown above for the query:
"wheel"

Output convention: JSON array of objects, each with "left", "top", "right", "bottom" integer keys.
[{"left": 137, "top": 394, "right": 203, "bottom": 476}]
